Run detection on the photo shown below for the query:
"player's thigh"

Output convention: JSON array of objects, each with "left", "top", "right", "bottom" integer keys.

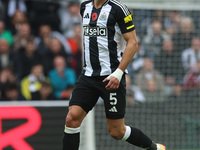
[
  {"left": 100, "top": 75, "right": 126, "bottom": 119},
  {"left": 69, "top": 74, "right": 99, "bottom": 113}
]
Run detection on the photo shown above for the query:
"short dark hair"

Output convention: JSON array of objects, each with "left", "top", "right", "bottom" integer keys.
[
  {"left": 5, "top": 82, "right": 19, "bottom": 91},
  {"left": 68, "top": 1, "right": 80, "bottom": 6},
  {"left": 41, "top": 81, "right": 51, "bottom": 88}
]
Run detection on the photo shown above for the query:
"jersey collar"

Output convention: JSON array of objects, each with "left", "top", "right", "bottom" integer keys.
[
  {"left": 92, "top": 0, "right": 110, "bottom": 7},
  {"left": 103, "top": 0, "right": 110, "bottom": 6}
]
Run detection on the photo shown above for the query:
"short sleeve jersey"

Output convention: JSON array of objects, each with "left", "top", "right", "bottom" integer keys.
[{"left": 80, "top": 0, "right": 135, "bottom": 76}]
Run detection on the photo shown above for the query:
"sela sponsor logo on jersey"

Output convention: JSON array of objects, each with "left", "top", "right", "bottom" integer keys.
[
  {"left": 99, "top": 12, "right": 107, "bottom": 21},
  {"left": 83, "top": 26, "right": 107, "bottom": 36}
]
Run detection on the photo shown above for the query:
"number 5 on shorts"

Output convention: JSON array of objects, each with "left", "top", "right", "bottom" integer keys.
[
  {"left": 109, "top": 93, "right": 118, "bottom": 112},
  {"left": 110, "top": 93, "right": 117, "bottom": 105}
]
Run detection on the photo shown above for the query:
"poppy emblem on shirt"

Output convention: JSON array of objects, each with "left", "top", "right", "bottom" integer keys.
[{"left": 92, "top": 13, "right": 98, "bottom": 21}]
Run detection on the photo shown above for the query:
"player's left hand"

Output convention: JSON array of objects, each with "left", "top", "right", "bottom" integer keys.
[
  {"left": 103, "top": 75, "right": 120, "bottom": 90},
  {"left": 102, "top": 68, "right": 123, "bottom": 90}
]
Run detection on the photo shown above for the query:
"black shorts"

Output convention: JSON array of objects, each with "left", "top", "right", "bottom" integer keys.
[{"left": 69, "top": 74, "right": 126, "bottom": 119}]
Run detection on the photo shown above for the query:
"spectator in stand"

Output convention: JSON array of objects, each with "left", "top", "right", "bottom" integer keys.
[
  {"left": 182, "top": 37, "right": 200, "bottom": 72},
  {"left": 138, "top": 10, "right": 164, "bottom": 38},
  {"left": 126, "top": 74, "right": 146, "bottom": 105},
  {"left": 67, "top": 23, "right": 82, "bottom": 77},
  {"left": 15, "top": 39, "right": 42, "bottom": 80},
  {"left": 0, "top": 84, "right": 2, "bottom": 100},
  {"left": 144, "top": 78, "right": 165, "bottom": 102},
  {"left": 126, "top": 74, "right": 135, "bottom": 105},
  {"left": 173, "top": 17, "right": 196, "bottom": 55},
  {"left": 35, "top": 24, "right": 52, "bottom": 56},
  {"left": 31, "top": 81, "right": 57, "bottom": 101},
  {"left": 59, "top": 1, "right": 81, "bottom": 38},
  {"left": 42, "top": 37, "right": 69, "bottom": 75},
  {"left": 13, "top": 22, "right": 34, "bottom": 52},
  {"left": 20, "top": 63, "right": 49, "bottom": 100},
  {"left": 9, "top": 9, "right": 28, "bottom": 34},
  {"left": 138, "top": 10, "right": 180, "bottom": 38},
  {"left": 48, "top": 55, "right": 76, "bottom": 99},
  {"left": 61, "top": 85, "right": 74, "bottom": 100},
  {"left": 155, "top": 39, "right": 184, "bottom": 96},
  {"left": 0, "top": 20, "right": 13, "bottom": 46},
  {"left": 7, "top": 0, "right": 27, "bottom": 18},
  {"left": 0, "top": 39, "right": 14, "bottom": 70},
  {"left": 134, "top": 57, "right": 166, "bottom": 102},
  {"left": 142, "top": 20, "right": 170, "bottom": 60},
  {"left": 0, "top": 0, "right": 27, "bottom": 24},
  {"left": 164, "top": 11, "right": 181, "bottom": 37},
  {"left": 0, "top": 67, "right": 16, "bottom": 85},
  {"left": 127, "top": 36, "right": 147, "bottom": 80},
  {"left": 168, "top": 82, "right": 184, "bottom": 101},
  {"left": 0, "top": 1, "right": 4, "bottom": 20},
  {"left": 35, "top": 24, "right": 71, "bottom": 55},
  {"left": 0, "top": 66, "right": 16, "bottom": 99},
  {"left": 26, "top": 0, "right": 60, "bottom": 33},
  {"left": 191, "top": 11, "right": 200, "bottom": 35},
  {"left": 4, "top": 82, "right": 25, "bottom": 101},
  {"left": 183, "top": 60, "right": 200, "bottom": 97},
  {"left": 67, "top": 24, "right": 82, "bottom": 55}
]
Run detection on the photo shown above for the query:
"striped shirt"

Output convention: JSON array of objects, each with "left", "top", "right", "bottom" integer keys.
[{"left": 81, "top": 0, "right": 135, "bottom": 76}]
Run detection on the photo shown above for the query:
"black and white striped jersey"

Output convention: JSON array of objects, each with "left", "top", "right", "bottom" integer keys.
[{"left": 81, "top": 0, "right": 135, "bottom": 76}]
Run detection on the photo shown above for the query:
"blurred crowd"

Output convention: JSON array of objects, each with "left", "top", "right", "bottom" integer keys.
[
  {"left": 127, "top": 10, "right": 200, "bottom": 104},
  {"left": 0, "top": 0, "right": 81, "bottom": 101},
  {"left": 0, "top": 0, "right": 200, "bottom": 103}
]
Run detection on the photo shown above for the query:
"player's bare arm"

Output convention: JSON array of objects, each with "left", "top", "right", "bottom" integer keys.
[
  {"left": 119, "top": 30, "right": 138, "bottom": 72},
  {"left": 103, "top": 30, "right": 138, "bottom": 90}
]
